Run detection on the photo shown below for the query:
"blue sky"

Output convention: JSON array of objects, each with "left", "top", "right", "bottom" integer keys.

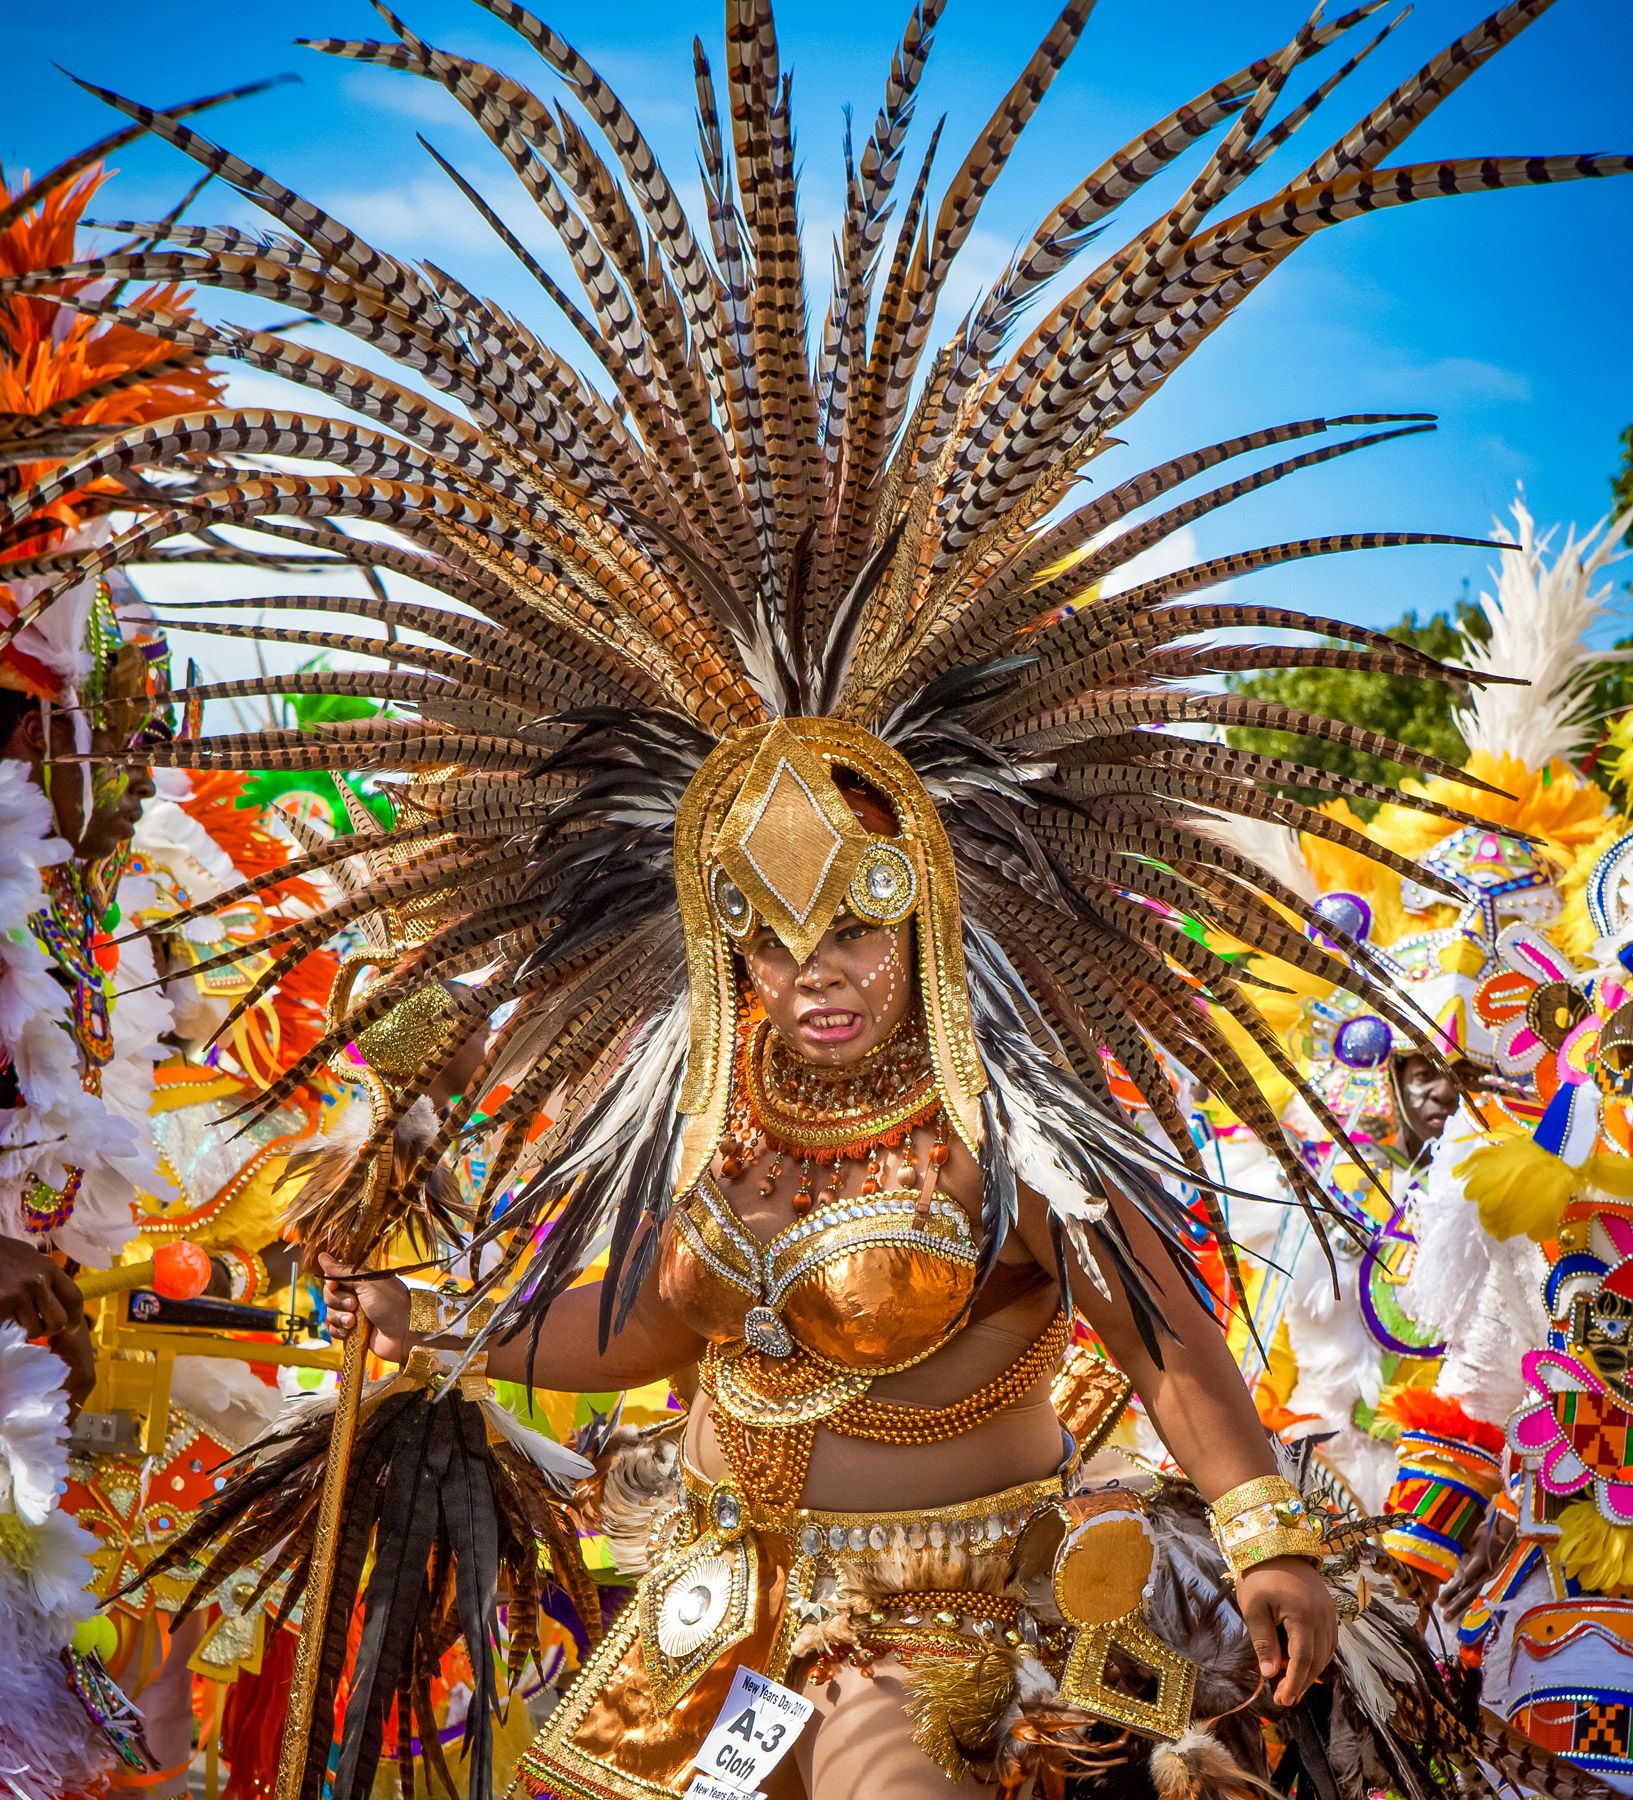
[{"left": 6, "top": 0, "right": 1633, "bottom": 657}]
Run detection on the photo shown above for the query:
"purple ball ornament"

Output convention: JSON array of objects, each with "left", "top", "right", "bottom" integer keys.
[
  {"left": 1333, "top": 1013, "right": 1393, "bottom": 1069},
  {"left": 1310, "top": 890, "right": 1372, "bottom": 951}
]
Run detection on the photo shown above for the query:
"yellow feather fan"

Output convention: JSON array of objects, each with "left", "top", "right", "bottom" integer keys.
[
  {"left": 1556, "top": 1500, "right": 1633, "bottom": 1598},
  {"left": 1456, "top": 1136, "right": 1633, "bottom": 1245}
]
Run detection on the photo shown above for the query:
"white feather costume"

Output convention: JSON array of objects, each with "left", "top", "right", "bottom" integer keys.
[
  {"left": 0, "top": 757, "right": 148, "bottom": 1267},
  {"left": 0, "top": 1321, "right": 114, "bottom": 1800}
]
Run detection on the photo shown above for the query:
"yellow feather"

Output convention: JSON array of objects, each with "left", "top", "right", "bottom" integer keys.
[
  {"left": 1556, "top": 1499, "right": 1633, "bottom": 1597},
  {"left": 1451, "top": 1135, "right": 1633, "bottom": 1243},
  {"left": 1456, "top": 1136, "right": 1576, "bottom": 1242},
  {"left": 1367, "top": 751, "right": 1612, "bottom": 871}
]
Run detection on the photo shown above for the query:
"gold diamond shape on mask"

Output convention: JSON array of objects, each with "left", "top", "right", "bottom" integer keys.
[
  {"left": 715, "top": 722, "right": 869, "bottom": 963},
  {"left": 744, "top": 760, "right": 840, "bottom": 923}
]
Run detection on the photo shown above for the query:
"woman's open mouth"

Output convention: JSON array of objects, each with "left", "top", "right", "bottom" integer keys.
[{"left": 797, "top": 1010, "right": 865, "bottom": 1047}]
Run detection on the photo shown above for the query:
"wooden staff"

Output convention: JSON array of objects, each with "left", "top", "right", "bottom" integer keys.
[
  {"left": 274, "top": 954, "right": 405, "bottom": 1799},
  {"left": 273, "top": 1132, "right": 393, "bottom": 1800},
  {"left": 275, "top": 1325, "right": 367, "bottom": 1798}
]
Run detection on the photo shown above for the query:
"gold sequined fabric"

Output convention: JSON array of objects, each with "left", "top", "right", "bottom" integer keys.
[
  {"left": 658, "top": 1174, "right": 978, "bottom": 1372},
  {"left": 510, "top": 1466, "right": 1071, "bottom": 1800}
]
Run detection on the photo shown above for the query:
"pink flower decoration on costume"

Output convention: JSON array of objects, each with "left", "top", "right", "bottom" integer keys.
[{"left": 1511, "top": 1347, "right": 1633, "bottom": 1526}]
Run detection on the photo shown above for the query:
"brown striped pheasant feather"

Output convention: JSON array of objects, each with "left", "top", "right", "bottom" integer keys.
[{"left": 2, "top": 0, "right": 1627, "bottom": 1329}]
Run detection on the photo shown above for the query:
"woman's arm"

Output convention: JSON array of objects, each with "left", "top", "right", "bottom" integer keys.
[
  {"left": 1014, "top": 1181, "right": 1337, "bottom": 1704},
  {"left": 319, "top": 1233, "right": 704, "bottom": 1395}
]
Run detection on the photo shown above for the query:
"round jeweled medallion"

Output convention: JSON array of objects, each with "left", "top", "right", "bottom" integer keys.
[
  {"left": 655, "top": 1553, "right": 734, "bottom": 1658},
  {"left": 743, "top": 1304, "right": 792, "bottom": 1358}
]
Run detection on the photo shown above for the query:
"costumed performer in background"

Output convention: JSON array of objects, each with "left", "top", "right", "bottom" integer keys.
[
  {"left": 1440, "top": 817, "right": 1633, "bottom": 1793},
  {"left": 11, "top": 1, "right": 1631, "bottom": 1795},
  {"left": 69, "top": 759, "right": 352, "bottom": 1800},
  {"left": 1375, "top": 500, "right": 1633, "bottom": 1617},
  {"left": 1210, "top": 496, "right": 1625, "bottom": 1520},
  {"left": 0, "top": 120, "right": 275, "bottom": 1799}
]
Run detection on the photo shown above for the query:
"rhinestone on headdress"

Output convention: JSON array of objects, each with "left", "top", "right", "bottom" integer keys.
[
  {"left": 848, "top": 840, "right": 918, "bottom": 927},
  {"left": 711, "top": 865, "right": 754, "bottom": 939}
]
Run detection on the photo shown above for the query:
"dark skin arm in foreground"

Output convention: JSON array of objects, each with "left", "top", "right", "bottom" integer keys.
[
  {"left": 0, "top": 1234, "right": 95, "bottom": 1412},
  {"left": 319, "top": 1241, "right": 702, "bottom": 1392},
  {"left": 1013, "top": 1184, "right": 1338, "bottom": 1705},
  {"left": 323, "top": 1180, "right": 1334, "bottom": 1706}
]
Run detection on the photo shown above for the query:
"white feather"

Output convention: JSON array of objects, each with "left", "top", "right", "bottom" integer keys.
[
  {"left": 0, "top": 1324, "right": 71, "bottom": 1529},
  {"left": 1400, "top": 1107, "right": 1547, "bottom": 1427},
  {"left": 552, "top": 993, "right": 689, "bottom": 1196},
  {"left": 0, "top": 1550, "right": 112, "bottom": 1798},
  {"left": 479, "top": 1393, "right": 594, "bottom": 1489},
  {"left": 1456, "top": 495, "right": 1633, "bottom": 768},
  {"left": 1193, "top": 810, "right": 1317, "bottom": 903}
]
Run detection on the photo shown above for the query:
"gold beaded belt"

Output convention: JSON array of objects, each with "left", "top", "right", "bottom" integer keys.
[
  {"left": 679, "top": 1459, "right": 1072, "bottom": 1549},
  {"left": 699, "top": 1310, "right": 1070, "bottom": 1513}
]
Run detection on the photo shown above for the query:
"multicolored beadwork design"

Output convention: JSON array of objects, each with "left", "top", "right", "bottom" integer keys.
[
  {"left": 20, "top": 1166, "right": 82, "bottom": 1236},
  {"left": 1382, "top": 1429, "right": 1503, "bottom": 1584}
]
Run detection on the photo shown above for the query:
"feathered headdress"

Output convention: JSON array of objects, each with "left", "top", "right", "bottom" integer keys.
[
  {"left": 2, "top": 0, "right": 1627, "bottom": 1343},
  {"left": 1456, "top": 498, "right": 1633, "bottom": 771}
]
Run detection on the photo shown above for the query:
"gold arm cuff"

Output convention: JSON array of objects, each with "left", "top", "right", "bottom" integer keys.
[
  {"left": 1208, "top": 1474, "right": 1304, "bottom": 1524},
  {"left": 1214, "top": 1526, "right": 1326, "bottom": 1576},
  {"left": 1207, "top": 1476, "right": 1324, "bottom": 1580},
  {"left": 408, "top": 1287, "right": 458, "bottom": 1338},
  {"left": 407, "top": 1287, "right": 498, "bottom": 1339},
  {"left": 403, "top": 1289, "right": 498, "bottom": 1395}
]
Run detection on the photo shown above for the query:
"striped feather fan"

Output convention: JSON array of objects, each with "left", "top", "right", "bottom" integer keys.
[{"left": 1, "top": 0, "right": 1627, "bottom": 1330}]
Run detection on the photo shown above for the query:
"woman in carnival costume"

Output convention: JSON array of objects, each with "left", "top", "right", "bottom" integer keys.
[{"left": 7, "top": 2, "right": 1631, "bottom": 1794}]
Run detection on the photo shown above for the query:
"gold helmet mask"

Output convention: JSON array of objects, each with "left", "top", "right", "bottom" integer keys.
[{"left": 674, "top": 718, "right": 985, "bottom": 1194}]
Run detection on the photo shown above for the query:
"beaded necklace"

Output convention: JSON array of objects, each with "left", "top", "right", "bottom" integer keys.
[
  {"left": 31, "top": 862, "right": 116, "bottom": 1073},
  {"left": 21, "top": 862, "right": 117, "bottom": 1234},
  {"left": 719, "top": 1014, "right": 947, "bottom": 1215}
]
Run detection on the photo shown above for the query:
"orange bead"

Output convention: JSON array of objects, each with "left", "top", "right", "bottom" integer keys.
[{"left": 152, "top": 1239, "right": 212, "bottom": 1301}]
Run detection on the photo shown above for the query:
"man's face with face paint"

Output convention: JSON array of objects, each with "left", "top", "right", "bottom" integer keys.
[{"left": 1394, "top": 1052, "right": 1464, "bottom": 1155}]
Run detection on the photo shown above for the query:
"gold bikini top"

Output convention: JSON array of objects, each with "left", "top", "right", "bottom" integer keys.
[
  {"left": 658, "top": 1174, "right": 979, "bottom": 1372},
  {"left": 662, "top": 1172, "right": 1068, "bottom": 1519}
]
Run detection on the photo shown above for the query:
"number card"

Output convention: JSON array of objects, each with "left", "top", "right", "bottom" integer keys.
[
  {"left": 682, "top": 1777, "right": 764, "bottom": 1800},
  {"left": 688, "top": 1664, "right": 814, "bottom": 1796}
]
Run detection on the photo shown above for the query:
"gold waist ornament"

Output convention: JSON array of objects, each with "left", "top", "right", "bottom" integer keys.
[{"left": 699, "top": 1310, "right": 1069, "bottom": 1516}]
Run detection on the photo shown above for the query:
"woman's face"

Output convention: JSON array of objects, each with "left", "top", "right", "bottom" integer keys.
[{"left": 744, "top": 915, "right": 914, "bottom": 1066}]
